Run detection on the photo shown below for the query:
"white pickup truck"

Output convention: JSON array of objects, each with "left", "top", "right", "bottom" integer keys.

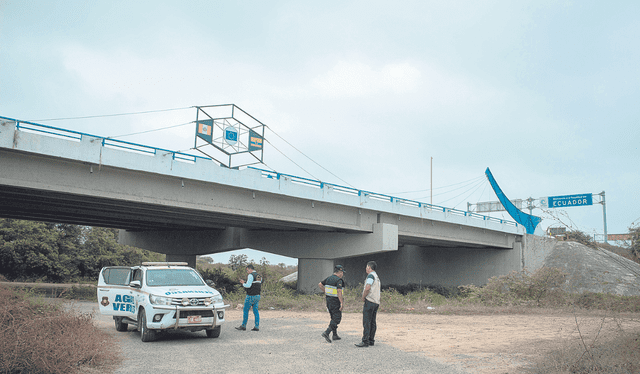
[{"left": 97, "top": 262, "right": 229, "bottom": 342}]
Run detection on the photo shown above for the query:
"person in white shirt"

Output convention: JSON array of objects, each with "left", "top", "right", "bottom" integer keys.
[{"left": 355, "top": 261, "right": 380, "bottom": 347}]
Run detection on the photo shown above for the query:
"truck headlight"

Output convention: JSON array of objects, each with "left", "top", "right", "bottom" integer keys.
[
  {"left": 212, "top": 295, "right": 223, "bottom": 304},
  {"left": 149, "top": 294, "right": 172, "bottom": 305}
]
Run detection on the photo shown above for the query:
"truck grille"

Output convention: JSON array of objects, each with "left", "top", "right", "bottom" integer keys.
[
  {"left": 170, "top": 297, "right": 209, "bottom": 306},
  {"left": 173, "top": 310, "right": 214, "bottom": 318}
]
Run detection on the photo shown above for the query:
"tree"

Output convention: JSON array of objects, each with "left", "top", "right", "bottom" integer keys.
[
  {"left": 565, "top": 230, "right": 596, "bottom": 248},
  {"left": 0, "top": 220, "right": 72, "bottom": 281},
  {"left": 229, "top": 254, "right": 248, "bottom": 271},
  {"left": 0, "top": 219, "right": 165, "bottom": 282}
]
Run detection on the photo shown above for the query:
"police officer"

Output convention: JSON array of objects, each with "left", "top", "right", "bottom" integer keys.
[
  {"left": 318, "top": 265, "right": 345, "bottom": 343},
  {"left": 236, "top": 264, "right": 262, "bottom": 331}
]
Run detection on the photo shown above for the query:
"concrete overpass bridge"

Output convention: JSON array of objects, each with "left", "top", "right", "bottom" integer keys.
[{"left": 0, "top": 117, "right": 550, "bottom": 292}]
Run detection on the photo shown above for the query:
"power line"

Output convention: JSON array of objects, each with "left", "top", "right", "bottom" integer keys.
[
  {"left": 262, "top": 137, "right": 321, "bottom": 182},
  {"left": 265, "top": 126, "right": 355, "bottom": 188},
  {"left": 30, "top": 106, "right": 192, "bottom": 122},
  {"left": 107, "top": 121, "right": 194, "bottom": 139},
  {"left": 473, "top": 179, "right": 490, "bottom": 206},
  {"left": 413, "top": 176, "right": 486, "bottom": 201},
  {"left": 436, "top": 178, "right": 486, "bottom": 206},
  {"left": 30, "top": 106, "right": 355, "bottom": 189},
  {"left": 452, "top": 179, "right": 487, "bottom": 210},
  {"left": 385, "top": 175, "right": 485, "bottom": 195}
]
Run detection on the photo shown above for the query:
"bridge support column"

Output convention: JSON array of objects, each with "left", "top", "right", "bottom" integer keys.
[
  {"left": 297, "top": 258, "right": 335, "bottom": 294},
  {"left": 166, "top": 254, "right": 196, "bottom": 269}
]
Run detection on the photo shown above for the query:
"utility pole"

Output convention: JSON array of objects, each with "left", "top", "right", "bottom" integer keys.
[
  {"left": 600, "top": 191, "right": 608, "bottom": 243},
  {"left": 430, "top": 157, "right": 433, "bottom": 206},
  {"left": 526, "top": 197, "right": 535, "bottom": 215}
]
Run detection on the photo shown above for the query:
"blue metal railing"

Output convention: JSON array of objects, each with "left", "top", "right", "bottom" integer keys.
[
  {"left": 1, "top": 115, "right": 518, "bottom": 228},
  {"left": 249, "top": 167, "right": 517, "bottom": 228},
  {"left": 1, "top": 116, "right": 209, "bottom": 164}
]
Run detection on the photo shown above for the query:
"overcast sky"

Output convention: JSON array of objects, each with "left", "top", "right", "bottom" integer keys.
[{"left": 2, "top": 1, "right": 638, "bottom": 265}]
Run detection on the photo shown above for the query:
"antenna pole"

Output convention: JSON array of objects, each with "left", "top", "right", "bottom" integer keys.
[{"left": 430, "top": 157, "right": 433, "bottom": 205}]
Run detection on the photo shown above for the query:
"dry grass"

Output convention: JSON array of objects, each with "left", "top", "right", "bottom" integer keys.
[
  {"left": 527, "top": 329, "right": 640, "bottom": 373},
  {"left": 224, "top": 268, "right": 640, "bottom": 373},
  {"left": 4, "top": 266, "right": 639, "bottom": 373},
  {"left": 0, "top": 284, "right": 120, "bottom": 374}
]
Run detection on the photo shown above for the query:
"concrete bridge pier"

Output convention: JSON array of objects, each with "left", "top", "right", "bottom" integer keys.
[
  {"left": 119, "top": 223, "right": 399, "bottom": 294},
  {"left": 161, "top": 255, "right": 335, "bottom": 294},
  {"left": 165, "top": 254, "right": 197, "bottom": 269},
  {"left": 297, "top": 259, "right": 335, "bottom": 294}
]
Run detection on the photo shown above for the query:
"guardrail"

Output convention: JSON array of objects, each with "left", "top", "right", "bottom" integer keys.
[
  {"left": 1, "top": 115, "right": 519, "bottom": 229},
  {"left": 2, "top": 116, "right": 209, "bottom": 164},
  {"left": 249, "top": 167, "right": 519, "bottom": 228}
]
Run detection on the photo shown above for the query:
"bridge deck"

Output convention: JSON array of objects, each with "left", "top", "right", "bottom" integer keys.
[{"left": 0, "top": 117, "right": 523, "bottom": 251}]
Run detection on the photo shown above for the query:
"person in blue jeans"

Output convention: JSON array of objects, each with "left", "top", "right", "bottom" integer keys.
[{"left": 235, "top": 264, "right": 262, "bottom": 331}]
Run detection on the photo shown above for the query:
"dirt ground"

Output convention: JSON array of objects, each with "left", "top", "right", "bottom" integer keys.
[{"left": 226, "top": 308, "right": 639, "bottom": 374}]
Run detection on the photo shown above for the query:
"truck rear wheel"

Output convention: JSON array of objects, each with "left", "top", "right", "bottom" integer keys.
[
  {"left": 114, "top": 317, "right": 128, "bottom": 332},
  {"left": 206, "top": 325, "right": 221, "bottom": 338},
  {"left": 139, "top": 310, "right": 156, "bottom": 342}
]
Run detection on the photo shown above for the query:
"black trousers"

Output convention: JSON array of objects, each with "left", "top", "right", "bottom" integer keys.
[
  {"left": 362, "top": 299, "right": 379, "bottom": 344},
  {"left": 325, "top": 297, "right": 342, "bottom": 334}
]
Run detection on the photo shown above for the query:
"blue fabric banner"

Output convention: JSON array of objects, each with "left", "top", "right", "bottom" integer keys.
[{"left": 485, "top": 168, "right": 541, "bottom": 234}]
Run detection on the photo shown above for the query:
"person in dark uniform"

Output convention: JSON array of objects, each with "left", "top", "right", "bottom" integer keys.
[
  {"left": 318, "top": 265, "right": 346, "bottom": 343},
  {"left": 236, "top": 264, "right": 262, "bottom": 331}
]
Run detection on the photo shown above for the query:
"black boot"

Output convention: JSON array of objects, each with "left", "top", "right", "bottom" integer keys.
[{"left": 321, "top": 331, "right": 332, "bottom": 343}]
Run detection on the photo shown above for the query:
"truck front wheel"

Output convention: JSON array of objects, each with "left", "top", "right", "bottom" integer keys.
[
  {"left": 139, "top": 310, "right": 156, "bottom": 342},
  {"left": 206, "top": 325, "right": 221, "bottom": 338}
]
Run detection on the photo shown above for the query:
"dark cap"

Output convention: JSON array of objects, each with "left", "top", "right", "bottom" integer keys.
[{"left": 334, "top": 265, "right": 346, "bottom": 273}]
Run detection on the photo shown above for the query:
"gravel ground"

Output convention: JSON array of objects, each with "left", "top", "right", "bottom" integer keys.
[{"left": 72, "top": 301, "right": 470, "bottom": 374}]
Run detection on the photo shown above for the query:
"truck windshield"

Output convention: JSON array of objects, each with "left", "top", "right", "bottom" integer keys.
[{"left": 146, "top": 269, "right": 205, "bottom": 287}]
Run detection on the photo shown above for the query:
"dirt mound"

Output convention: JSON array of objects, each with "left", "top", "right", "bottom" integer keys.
[{"left": 543, "top": 241, "right": 640, "bottom": 296}]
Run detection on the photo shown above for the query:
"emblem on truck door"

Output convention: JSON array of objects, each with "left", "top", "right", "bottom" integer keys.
[{"left": 101, "top": 297, "right": 109, "bottom": 307}]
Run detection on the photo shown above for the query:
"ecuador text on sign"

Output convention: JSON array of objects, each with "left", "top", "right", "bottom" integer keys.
[{"left": 546, "top": 193, "right": 593, "bottom": 208}]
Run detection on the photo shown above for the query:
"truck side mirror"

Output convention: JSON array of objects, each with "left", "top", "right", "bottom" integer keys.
[
  {"left": 206, "top": 279, "right": 215, "bottom": 287},
  {"left": 129, "top": 280, "right": 142, "bottom": 288}
]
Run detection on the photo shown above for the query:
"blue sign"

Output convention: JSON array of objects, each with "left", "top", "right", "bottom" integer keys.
[
  {"left": 224, "top": 127, "right": 238, "bottom": 145},
  {"left": 547, "top": 193, "right": 593, "bottom": 208}
]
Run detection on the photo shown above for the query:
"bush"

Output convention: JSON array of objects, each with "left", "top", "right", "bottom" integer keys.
[
  {"left": 0, "top": 284, "right": 120, "bottom": 374},
  {"left": 530, "top": 331, "right": 640, "bottom": 374},
  {"left": 198, "top": 266, "right": 237, "bottom": 295},
  {"left": 572, "top": 292, "right": 640, "bottom": 313},
  {"left": 383, "top": 283, "right": 460, "bottom": 298},
  {"left": 476, "top": 267, "right": 567, "bottom": 307},
  {"left": 565, "top": 229, "right": 597, "bottom": 248},
  {"left": 59, "top": 285, "right": 98, "bottom": 302}
]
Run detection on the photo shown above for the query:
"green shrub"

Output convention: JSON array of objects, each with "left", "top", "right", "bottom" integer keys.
[{"left": 198, "top": 266, "right": 237, "bottom": 295}]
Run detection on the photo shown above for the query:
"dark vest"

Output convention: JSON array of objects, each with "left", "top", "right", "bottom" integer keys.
[{"left": 246, "top": 271, "right": 262, "bottom": 296}]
